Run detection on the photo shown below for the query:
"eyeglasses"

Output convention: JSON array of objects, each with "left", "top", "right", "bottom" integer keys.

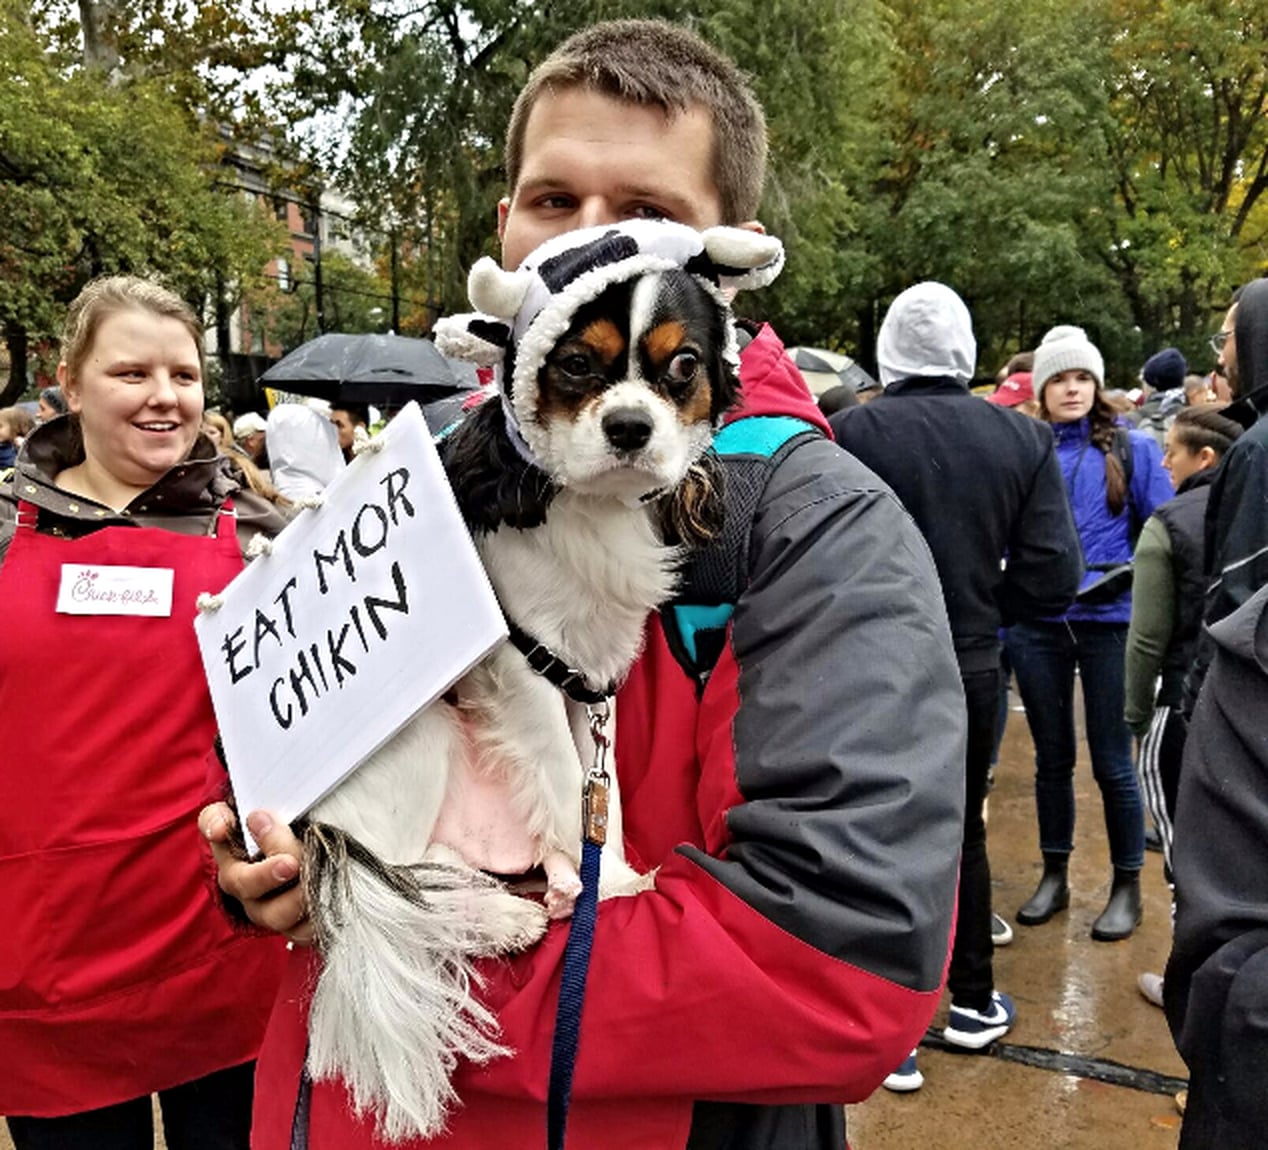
[{"left": 1210, "top": 330, "right": 1232, "bottom": 355}]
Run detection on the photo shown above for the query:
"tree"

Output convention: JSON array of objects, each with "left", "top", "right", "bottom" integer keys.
[{"left": 1, "top": 1, "right": 289, "bottom": 402}]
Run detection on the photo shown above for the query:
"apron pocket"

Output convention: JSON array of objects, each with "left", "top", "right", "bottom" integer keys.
[{"left": 35, "top": 815, "right": 230, "bottom": 1007}]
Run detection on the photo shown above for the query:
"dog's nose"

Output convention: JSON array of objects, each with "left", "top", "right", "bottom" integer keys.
[{"left": 602, "top": 407, "right": 654, "bottom": 453}]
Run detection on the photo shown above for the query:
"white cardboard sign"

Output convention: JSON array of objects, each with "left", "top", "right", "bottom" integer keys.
[{"left": 195, "top": 401, "right": 506, "bottom": 851}]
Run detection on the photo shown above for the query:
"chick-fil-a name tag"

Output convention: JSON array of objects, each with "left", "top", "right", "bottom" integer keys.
[{"left": 56, "top": 564, "right": 175, "bottom": 617}]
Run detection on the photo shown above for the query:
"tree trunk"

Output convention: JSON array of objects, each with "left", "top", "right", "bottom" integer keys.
[
  {"left": 1, "top": 322, "right": 29, "bottom": 407},
  {"left": 78, "top": 0, "right": 120, "bottom": 73}
]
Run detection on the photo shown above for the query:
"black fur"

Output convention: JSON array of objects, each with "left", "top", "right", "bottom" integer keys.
[{"left": 440, "top": 398, "right": 557, "bottom": 533}]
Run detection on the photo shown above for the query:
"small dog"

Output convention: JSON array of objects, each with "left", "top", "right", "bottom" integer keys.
[{"left": 298, "top": 220, "right": 783, "bottom": 1142}]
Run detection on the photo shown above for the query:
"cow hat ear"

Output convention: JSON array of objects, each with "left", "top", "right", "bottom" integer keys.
[
  {"left": 698, "top": 226, "right": 784, "bottom": 292},
  {"left": 467, "top": 256, "right": 534, "bottom": 320},
  {"left": 432, "top": 313, "right": 510, "bottom": 368}
]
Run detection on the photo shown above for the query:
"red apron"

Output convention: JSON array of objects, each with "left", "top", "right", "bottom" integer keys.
[{"left": 0, "top": 500, "right": 285, "bottom": 1117}]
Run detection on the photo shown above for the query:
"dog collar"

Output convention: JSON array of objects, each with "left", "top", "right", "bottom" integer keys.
[{"left": 506, "top": 622, "right": 616, "bottom": 706}]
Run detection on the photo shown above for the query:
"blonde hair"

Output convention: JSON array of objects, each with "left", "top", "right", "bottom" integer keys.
[
  {"left": 0, "top": 406, "right": 35, "bottom": 440},
  {"left": 505, "top": 20, "right": 768, "bottom": 226},
  {"left": 202, "top": 410, "right": 234, "bottom": 447},
  {"left": 61, "top": 275, "right": 204, "bottom": 384}
]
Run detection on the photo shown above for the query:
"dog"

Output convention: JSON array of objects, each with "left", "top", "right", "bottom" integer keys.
[{"left": 296, "top": 219, "right": 783, "bottom": 1142}]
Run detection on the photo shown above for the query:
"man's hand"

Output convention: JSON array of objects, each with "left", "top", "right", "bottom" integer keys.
[{"left": 200, "top": 803, "right": 313, "bottom": 944}]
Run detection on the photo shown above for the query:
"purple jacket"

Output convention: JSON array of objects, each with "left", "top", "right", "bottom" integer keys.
[{"left": 1052, "top": 418, "right": 1173, "bottom": 624}]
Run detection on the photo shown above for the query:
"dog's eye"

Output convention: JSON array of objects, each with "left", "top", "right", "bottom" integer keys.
[
  {"left": 558, "top": 354, "right": 592, "bottom": 379},
  {"left": 665, "top": 351, "right": 699, "bottom": 390}
]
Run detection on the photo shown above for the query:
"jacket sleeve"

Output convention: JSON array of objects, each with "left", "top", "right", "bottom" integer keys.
[
  {"left": 456, "top": 438, "right": 965, "bottom": 1107},
  {"left": 997, "top": 438, "right": 1083, "bottom": 625},
  {"left": 1165, "top": 592, "right": 1268, "bottom": 1135},
  {"left": 1123, "top": 517, "right": 1173, "bottom": 735}
]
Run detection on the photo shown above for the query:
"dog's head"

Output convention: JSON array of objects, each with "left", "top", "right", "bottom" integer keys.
[
  {"left": 436, "top": 220, "right": 782, "bottom": 538},
  {"left": 525, "top": 266, "right": 736, "bottom": 501}
]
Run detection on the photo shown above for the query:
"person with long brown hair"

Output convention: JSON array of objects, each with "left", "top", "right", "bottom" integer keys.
[{"left": 1006, "top": 325, "right": 1173, "bottom": 942}]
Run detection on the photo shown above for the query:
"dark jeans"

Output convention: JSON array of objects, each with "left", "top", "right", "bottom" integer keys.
[
  {"left": 6, "top": 1062, "right": 254, "bottom": 1150},
  {"left": 1006, "top": 620, "right": 1145, "bottom": 872},
  {"left": 948, "top": 667, "right": 1000, "bottom": 1012}
]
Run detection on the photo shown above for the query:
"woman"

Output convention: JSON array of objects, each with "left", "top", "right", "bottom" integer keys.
[
  {"left": 0, "top": 276, "right": 288, "bottom": 1149},
  {"left": 1125, "top": 406, "right": 1242, "bottom": 1007},
  {"left": 1125, "top": 405, "right": 1243, "bottom": 868},
  {"left": 1007, "top": 325, "right": 1173, "bottom": 941},
  {"left": 0, "top": 405, "right": 35, "bottom": 471}
]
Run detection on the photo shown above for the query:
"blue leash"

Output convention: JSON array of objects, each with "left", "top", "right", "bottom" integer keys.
[
  {"left": 547, "top": 835, "right": 602, "bottom": 1150},
  {"left": 547, "top": 701, "right": 613, "bottom": 1150}
]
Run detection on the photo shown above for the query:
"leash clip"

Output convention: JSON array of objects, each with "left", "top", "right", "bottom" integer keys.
[{"left": 583, "top": 701, "right": 612, "bottom": 846}]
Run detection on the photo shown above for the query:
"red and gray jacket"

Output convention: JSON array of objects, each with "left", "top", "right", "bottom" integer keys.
[{"left": 250, "top": 323, "right": 965, "bottom": 1150}]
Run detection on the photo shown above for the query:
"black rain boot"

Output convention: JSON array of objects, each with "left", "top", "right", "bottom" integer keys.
[
  {"left": 1016, "top": 853, "right": 1070, "bottom": 926},
  {"left": 1091, "top": 868, "right": 1142, "bottom": 941}
]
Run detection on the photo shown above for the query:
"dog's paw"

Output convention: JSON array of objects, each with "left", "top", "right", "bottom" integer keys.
[
  {"left": 542, "top": 849, "right": 583, "bottom": 920},
  {"left": 544, "top": 874, "right": 583, "bottom": 920},
  {"left": 473, "top": 891, "right": 549, "bottom": 955},
  {"left": 599, "top": 856, "right": 656, "bottom": 901}
]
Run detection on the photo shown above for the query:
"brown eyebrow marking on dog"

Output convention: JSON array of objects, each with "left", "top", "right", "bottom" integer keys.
[
  {"left": 642, "top": 320, "right": 688, "bottom": 368},
  {"left": 578, "top": 318, "right": 626, "bottom": 365}
]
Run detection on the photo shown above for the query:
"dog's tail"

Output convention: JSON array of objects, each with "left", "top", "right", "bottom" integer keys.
[{"left": 302, "top": 821, "right": 514, "bottom": 1144}]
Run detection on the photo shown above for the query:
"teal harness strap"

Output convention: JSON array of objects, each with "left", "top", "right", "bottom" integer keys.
[{"left": 664, "top": 416, "right": 822, "bottom": 690}]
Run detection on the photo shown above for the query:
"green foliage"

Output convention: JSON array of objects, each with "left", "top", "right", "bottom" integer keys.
[
  {"left": 1, "top": 0, "right": 289, "bottom": 399},
  {"left": 11, "top": 0, "right": 1268, "bottom": 394}
]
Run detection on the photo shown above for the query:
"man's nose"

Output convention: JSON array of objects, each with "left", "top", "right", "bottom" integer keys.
[{"left": 575, "top": 199, "right": 620, "bottom": 230}]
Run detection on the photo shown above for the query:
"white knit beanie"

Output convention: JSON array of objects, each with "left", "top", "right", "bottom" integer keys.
[{"left": 1031, "top": 325, "right": 1105, "bottom": 404}]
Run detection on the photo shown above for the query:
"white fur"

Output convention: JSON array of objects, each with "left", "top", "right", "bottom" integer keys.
[{"left": 304, "top": 379, "right": 694, "bottom": 1142}]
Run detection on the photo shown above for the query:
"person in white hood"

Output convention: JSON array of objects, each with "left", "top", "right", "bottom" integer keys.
[
  {"left": 265, "top": 403, "right": 345, "bottom": 502},
  {"left": 832, "top": 282, "right": 1082, "bottom": 1091}
]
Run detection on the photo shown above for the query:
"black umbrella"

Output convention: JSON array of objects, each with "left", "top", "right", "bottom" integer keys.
[{"left": 258, "top": 332, "right": 474, "bottom": 406}]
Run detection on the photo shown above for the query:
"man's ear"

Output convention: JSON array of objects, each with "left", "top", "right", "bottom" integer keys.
[{"left": 497, "top": 197, "right": 510, "bottom": 242}]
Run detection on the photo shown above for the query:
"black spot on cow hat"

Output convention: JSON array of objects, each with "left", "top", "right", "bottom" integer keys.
[{"left": 433, "top": 219, "right": 783, "bottom": 467}]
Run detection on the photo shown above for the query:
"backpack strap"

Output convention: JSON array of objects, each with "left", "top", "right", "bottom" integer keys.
[
  {"left": 662, "top": 415, "right": 823, "bottom": 692},
  {"left": 1111, "top": 426, "right": 1141, "bottom": 543}
]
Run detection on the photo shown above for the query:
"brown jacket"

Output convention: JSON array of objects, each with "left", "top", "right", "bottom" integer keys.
[{"left": 0, "top": 416, "right": 291, "bottom": 562}]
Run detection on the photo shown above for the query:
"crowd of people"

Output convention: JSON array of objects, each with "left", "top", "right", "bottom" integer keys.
[{"left": 1, "top": 15, "right": 1264, "bottom": 1150}]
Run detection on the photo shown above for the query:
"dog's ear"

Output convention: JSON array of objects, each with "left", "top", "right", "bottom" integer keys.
[
  {"left": 440, "top": 399, "right": 556, "bottom": 532},
  {"left": 656, "top": 449, "right": 726, "bottom": 550}
]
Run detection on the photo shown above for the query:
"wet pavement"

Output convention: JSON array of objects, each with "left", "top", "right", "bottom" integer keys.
[
  {"left": 846, "top": 689, "right": 1188, "bottom": 1149},
  {"left": 2, "top": 687, "right": 1190, "bottom": 1150}
]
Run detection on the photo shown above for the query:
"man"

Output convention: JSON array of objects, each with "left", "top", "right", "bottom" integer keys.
[
  {"left": 232, "top": 410, "right": 268, "bottom": 469},
  {"left": 1165, "top": 276, "right": 1268, "bottom": 1145},
  {"left": 203, "top": 21, "right": 964, "bottom": 1150},
  {"left": 832, "top": 282, "right": 1081, "bottom": 1090},
  {"left": 329, "top": 401, "right": 369, "bottom": 463}
]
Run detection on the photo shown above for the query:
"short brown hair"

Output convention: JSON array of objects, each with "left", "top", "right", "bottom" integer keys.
[
  {"left": 61, "top": 275, "right": 204, "bottom": 384},
  {"left": 505, "top": 20, "right": 768, "bottom": 226}
]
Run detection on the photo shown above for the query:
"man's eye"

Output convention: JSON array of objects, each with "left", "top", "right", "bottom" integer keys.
[
  {"left": 629, "top": 204, "right": 670, "bottom": 221},
  {"left": 666, "top": 351, "right": 699, "bottom": 386}
]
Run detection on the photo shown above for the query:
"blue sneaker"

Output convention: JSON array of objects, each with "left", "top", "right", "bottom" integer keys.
[
  {"left": 943, "top": 990, "right": 1016, "bottom": 1050},
  {"left": 881, "top": 1049, "right": 923, "bottom": 1092}
]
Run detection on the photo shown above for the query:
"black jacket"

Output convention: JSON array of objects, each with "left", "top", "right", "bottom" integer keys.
[
  {"left": 1182, "top": 277, "right": 1268, "bottom": 716},
  {"left": 831, "top": 377, "right": 1083, "bottom": 673},
  {"left": 1165, "top": 583, "right": 1268, "bottom": 1149},
  {"left": 1152, "top": 470, "right": 1214, "bottom": 707}
]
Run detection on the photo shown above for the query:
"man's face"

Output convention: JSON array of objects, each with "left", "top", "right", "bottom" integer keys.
[
  {"left": 498, "top": 88, "right": 728, "bottom": 270},
  {"left": 330, "top": 409, "right": 359, "bottom": 452},
  {"left": 1215, "top": 304, "right": 1239, "bottom": 395}
]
